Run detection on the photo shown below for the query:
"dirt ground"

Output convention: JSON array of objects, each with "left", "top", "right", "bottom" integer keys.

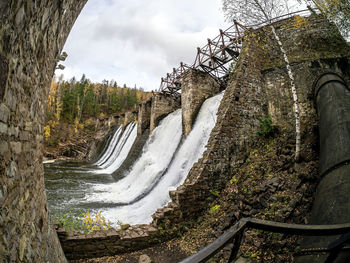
[{"left": 71, "top": 239, "right": 189, "bottom": 263}]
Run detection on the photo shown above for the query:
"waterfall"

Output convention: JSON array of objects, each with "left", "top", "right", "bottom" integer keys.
[
  {"left": 94, "top": 126, "right": 122, "bottom": 166},
  {"left": 88, "top": 109, "right": 182, "bottom": 204},
  {"left": 87, "top": 92, "right": 224, "bottom": 225},
  {"left": 94, "top": 122, "right": 137, "bottom": 174}
]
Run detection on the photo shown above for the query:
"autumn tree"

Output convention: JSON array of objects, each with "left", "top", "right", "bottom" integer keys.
[
  {"left": 51, "top": 75, "right": 149, "bottom": 123},
  {"left": 222, "top": 0, "right": 302, "bottom": 161}
]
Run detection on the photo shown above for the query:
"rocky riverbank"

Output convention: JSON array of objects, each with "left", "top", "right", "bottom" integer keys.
[{"left": 43, "top": 118, "right": 111, "bottom": 161}]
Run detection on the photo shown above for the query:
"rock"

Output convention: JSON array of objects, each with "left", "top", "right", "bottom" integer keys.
[
  {"left": 120, "top": 224, "right": 130, "bottom": 231},
  {"left": 0, "top": 104, "right": 9, "bottom": 123},
  {"left": 0, "top": 141, "right": 8, "bottom": 154},
  {"left": 234, "top": 257, "right": 250, "bottom": 263},
  {"left": 0, "top": 122, "right": 7, "bottom": 133},
  {"left": 139, "top": 254, "right": 152, "bottom": 263}
]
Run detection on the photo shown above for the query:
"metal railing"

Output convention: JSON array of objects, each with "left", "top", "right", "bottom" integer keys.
[{"left": 180, "top": 218, "right": 350, "bottom": 263}]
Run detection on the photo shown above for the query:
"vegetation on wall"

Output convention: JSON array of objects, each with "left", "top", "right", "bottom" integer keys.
[{"left": 222, "top": 0, "right": 308, "bottom": 162}]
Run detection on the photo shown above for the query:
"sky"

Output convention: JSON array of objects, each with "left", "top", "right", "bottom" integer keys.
[{"left": 56, "top": 0, "right": 230, "bottom": 91}]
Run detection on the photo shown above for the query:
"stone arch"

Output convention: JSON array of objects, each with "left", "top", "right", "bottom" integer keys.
[{"left": 0, "top": 1, "right": 87, "bottom": 262}]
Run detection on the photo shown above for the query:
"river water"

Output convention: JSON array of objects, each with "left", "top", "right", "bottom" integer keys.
[{"left": 44, "top": 92, "right": 224, "bottom": 226}]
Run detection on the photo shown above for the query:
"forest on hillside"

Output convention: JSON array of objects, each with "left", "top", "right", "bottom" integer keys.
[{"left": 44, "top": 74, "right": 151, "bottom": 150}]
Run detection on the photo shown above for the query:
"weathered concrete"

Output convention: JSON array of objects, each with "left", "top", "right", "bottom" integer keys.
[
  {"left": 181, "top": 69, "right": 220, "bottom": 136},
  {"left": 137, "top": 100, "right": 152, "bottom": 135},
  {"left": 150, "top": 94, "right": 180, "bottom": 132},
  {"left": 0, "top": 1, "right": 87, "bottom": 262}
]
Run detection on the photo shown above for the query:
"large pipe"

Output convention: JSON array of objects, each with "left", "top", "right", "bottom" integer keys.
[{"left": 296, "top": 73, "right": 350, "bottom": 262}]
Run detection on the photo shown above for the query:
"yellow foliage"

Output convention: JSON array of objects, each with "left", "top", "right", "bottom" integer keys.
[
  {"left": 44, "top": 125, "right": 50, "bottom": 140},
  {"left": 81, "top": 210, "right": 112, "bottom": 234},
  {"left": 74, "top": 117, "right": 79, "bottom": 133},
  {"left": 294, "top": 16, "right": 307, "bottom": 28}
]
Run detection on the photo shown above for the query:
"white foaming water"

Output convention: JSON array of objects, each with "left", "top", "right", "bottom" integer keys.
[
  {"left": 87, "top": 109, "right": 182, "bottom": 204},
  {"left": 94, "top": 122, "right": 137, "bottom": 174},
  {"left": 95, "top": 92, "right": 224, "bottom": 226},
  {"left": 95, "top": 126, "right": 122, "bottom": 166}
]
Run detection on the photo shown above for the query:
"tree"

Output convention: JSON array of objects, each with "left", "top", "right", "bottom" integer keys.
[
  {"left": 46, "top": 75, "right": 150, "bottom": 131},
  {"left": 302, "top": 0, "right": 350, "bottom": 38},
  {"left": 222, "top": 0, "right": 302, "bottom": 161},
  {"left": 222, "top": 0, "right": 295, "bottom": 25}
]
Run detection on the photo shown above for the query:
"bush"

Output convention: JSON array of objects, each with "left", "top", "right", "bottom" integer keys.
[
  {"left": 209, "top": 204, "right": 221, "bottom": 214},
  {"left": 54, "top": 210, "right": 113, "bottom": 234},
  {"left": 255, "top": 115, "right": 275, "bottom": 137}
]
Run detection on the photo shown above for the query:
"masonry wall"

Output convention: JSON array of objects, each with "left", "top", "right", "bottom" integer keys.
[
  {"left": 0, "top": 1, "right": 86, "bottom": 262},
  {"left": 150, "top": 94, "right": 180, "bottom": 132},
  {"left": 152, "top": 14, "right": 350, "bottom": 231},
  {"left": 137, "top": 100, "right": 152, "bottom": 135},
  {"left": 181, "top": 69, "right": 220, "bottom": 136},
  {"left": 124, "top": 111, "right": 136, "bottom": 127}
]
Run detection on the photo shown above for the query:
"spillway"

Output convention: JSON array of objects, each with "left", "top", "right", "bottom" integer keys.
[
  {"left": 88, "top": 109, "right": 182, "bottom": 204},
  {"left": 94, "top": 126, "right": 122, "bottom": 166},
  {"left": 94, "top": 122, "right": 137, "bottom": 174},
  {"left": 44, "top": 92, "right": 224, "bottom": 227},
  {"left": 87, "top": 92, "right": 224, "bottom": 225}
]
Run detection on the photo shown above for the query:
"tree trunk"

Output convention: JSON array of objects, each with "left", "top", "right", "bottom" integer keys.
[
  {"left": 252, "top": 0, "right": 301, "bottom": 161},
  {"left": 269, "top": 25, "right": 301, "bottom": 161}
]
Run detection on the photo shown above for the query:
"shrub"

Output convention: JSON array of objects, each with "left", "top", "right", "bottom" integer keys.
[
  {"left": 54, "top": 210, "right": 113, "bottom": 234},
  {"left": 209, "top": 204, "right": 221, "bottom": 214},
  {"left": 255, "top": 115, "right": 275, "bottom": 137}
]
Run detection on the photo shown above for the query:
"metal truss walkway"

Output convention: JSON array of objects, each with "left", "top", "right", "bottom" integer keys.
[{"left": 158, "top": 9, "right": 314, "bottom": 95}]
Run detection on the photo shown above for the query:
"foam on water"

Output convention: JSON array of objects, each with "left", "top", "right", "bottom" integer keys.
[
  {"left": 94, "top": 126, "right": 122, "bottom": 166},
  {"left": 87, "top": 109, "right": 182, "bottom": 204},
  {"left": 92, "top": 92, "right": 224, "bottom": 225},
  {"left": 94, "top": 122, "right": 137, "bottom": 174}
]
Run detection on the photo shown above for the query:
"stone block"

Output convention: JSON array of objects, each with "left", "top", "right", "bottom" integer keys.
[
  {"left": 0, "top": 122, "right": 7, "bottom": 133},
  {"left": 0, "top": 104, "right": 9, "bottom": 123},
  {"left": 0, "top": 141, "right": 8, "bottom": 155},
  {"left": 10, "top": 142, "right": 22, "bottom": 154}
]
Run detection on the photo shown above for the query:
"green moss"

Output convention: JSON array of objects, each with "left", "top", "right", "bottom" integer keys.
[
  {"left": 120, "top": 224, "right": 130, "bottom": 231},
  {"left": 209, "top": 205, "right": 220, "bottom": 214}
]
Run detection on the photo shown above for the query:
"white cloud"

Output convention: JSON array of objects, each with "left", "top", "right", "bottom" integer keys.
[{"left": 56, "top": 0, "right": 229, "bottom": 90}]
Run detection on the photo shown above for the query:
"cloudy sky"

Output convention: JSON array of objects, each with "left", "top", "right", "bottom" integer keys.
[{"left": 56, "top": 0, "right": 230, "bottom": 91}]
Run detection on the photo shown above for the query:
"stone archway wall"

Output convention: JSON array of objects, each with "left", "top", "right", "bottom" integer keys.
[{"left": 0, "top": 1, "right": 86, "bottom": 262}]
